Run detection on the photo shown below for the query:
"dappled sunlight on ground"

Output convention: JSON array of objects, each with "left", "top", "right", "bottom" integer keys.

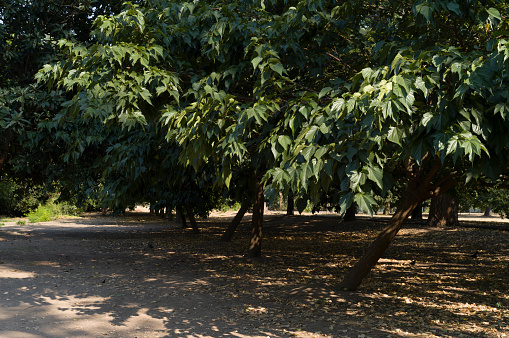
[{"left": 0, "top": 210, "right": 508, "bottom": 337}]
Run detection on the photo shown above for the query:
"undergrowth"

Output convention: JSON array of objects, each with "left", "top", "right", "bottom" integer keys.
[{"left": 27, "top": 201, "right": 80, "bottom": 223}]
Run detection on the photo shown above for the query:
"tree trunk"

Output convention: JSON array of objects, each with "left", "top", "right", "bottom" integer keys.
[
  {"left": 157, "top": 207, "right": 165, "bottom": 218},
  {"left": 338, "top": 158, "right": 457, "bottom": 290},
  {"left": 411, "top": 202, "right": 423, "bottom": 220},
  {"left": 176, "top": 207, "right": 187, "bottom": 228},
  {"left": 0, "top": 155, "right": 6, "bottom": 173},
  {"left": 245, "top": 175, "right": 264, "bottom": 258},
  {"left": 338, "top": 192, "right": 422, "bottom": 291},
  {"left": 220, "top": 199, "right": 250, "bottom": 242},
  {"left": 383, "top": 202, "right": 391, "bottom": 215},
  {"left": 0, "top": 134, "right": 12, "bottom": 174},
  {"left": 483, "top": 206, "right": 491, "bottom": 217},
  {"left": 287, "top": 191, "right": 294, "bottom": 216},
  {"left": 343, "top": 204, "right": 357, "bottom": 222},
  {"left": 166, "top": 205, "right": 173, "bottom": 221},
  {"left": 184, "top": 203, "right": 199, "bottom": 234},
  {"left": 428, "top": 194, "right": 458, "bottom": 226}
]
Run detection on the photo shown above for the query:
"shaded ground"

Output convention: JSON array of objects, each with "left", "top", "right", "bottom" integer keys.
[{"left": 0, "top": 211, "right": 508, "bottom": 337}]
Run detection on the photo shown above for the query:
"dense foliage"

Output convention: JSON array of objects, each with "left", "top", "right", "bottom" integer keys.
[
  {"left": 30, "top": 0, "right": 509, "bottom": 288},
  {"left": 0, "top": 0, "right": 130, "bottom": 213}
]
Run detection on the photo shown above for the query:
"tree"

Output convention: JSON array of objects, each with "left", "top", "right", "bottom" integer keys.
[
  {"left": 343, "top": 204, "right": 357, "bottom": 222},
  {"left": 0, "top": 0, "right": 127, "bottom": 212},
  {"left": 41, "top": 0, "right": 369, "bottom": 256},
  {"left": 428, "top": 194, "right": 459, "bottom": 226},
  {"left": 411, "top": 202, "right": 423, "bottom": 220},
  {"left": 269, "top": 1, "right": 509, "bottom": 290},
  {"left": 39, "top": 0, "right": 509, "bottom": 290}
]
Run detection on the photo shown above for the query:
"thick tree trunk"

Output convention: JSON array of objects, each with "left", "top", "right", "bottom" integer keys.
[
  {"left": 343, "top": 204, "right": 357, "bottom": 222},
  {"left": 428, "top": 194, "right": 458, "bottom": 226},
  {"left": 483, "top": 206, "right": 491, "bottom": 217},
  {"left": 338, "top": 193, "right": 422, "bottom": 291},
  {"left": 184, "top": 203, "right": 199, "bottom": 234},
  {"left": 245, "top": 175, "right": 264, "bottom": 258},
  {"left": 220, "top": 199, "right": 250, "bottom": 242},
  {"left": 411, "top": 202, "right": 423, "bottom": 220},
  {"left": 176, "top": 207, "right": 187, "bottom": 228},
  {"left": 287, "top": 191, "right": 294, "bottom": 216}
]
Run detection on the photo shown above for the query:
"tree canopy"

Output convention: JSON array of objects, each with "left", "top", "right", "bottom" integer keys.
[{"left": 36, "top": 0, "right": 509, "bottom": 289}]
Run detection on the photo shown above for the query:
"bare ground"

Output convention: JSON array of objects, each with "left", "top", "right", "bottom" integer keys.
[{"left": 0, "top": 210, "right": 508, "bottom": 338}]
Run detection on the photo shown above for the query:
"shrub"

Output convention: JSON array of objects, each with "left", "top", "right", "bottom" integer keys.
[
  {"left": 0, "top": 177, "right": 48, "bottom": 216},
  {"left": 27, "top": 201, "right": 79, "bottom": 223}
]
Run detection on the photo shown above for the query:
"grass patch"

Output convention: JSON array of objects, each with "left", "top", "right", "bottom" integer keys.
[
  {"left": 27, "top": 201, "right": 80, "bottom": 223},
  {"left": 16, "top": 220, "right": 26, "bottom": 225}
]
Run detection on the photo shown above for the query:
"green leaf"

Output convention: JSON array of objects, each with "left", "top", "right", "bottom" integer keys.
[
  {"left": 269, "top": 62, "right": 285, "bottom": 76},
  {"left": 349, "top": 170, "right": 366, "bottom": 190},
  {"left": 319, "top": 87, "right": 332, "bottom": 100},
  {"left": 487, "top": 7, "right": 501, "bottom": 20},
  {"left": 301, "top": 145, "right": 315, "bottom": 161},
  {"left": 139, "top": 88, "right": 152, "bottom": 105},
  {"left": 417, "top": 4, "right": 433, "bottom": 22},
  {"left": 411, "top": 140, "right": 426, "bottom": 165},
  {"left": 354, "top": 193, "right": 376, "bottom": 217},
  {"left": 367, "top": 166, "right": 384, "bottom": 190},
  {"left": 387, "top": 126, "right": 403, "bottom": 146},
  {"left": 338, "top": 192, "right": 353, "bottom": 214},
  {"left": 415, "top": 76, "right": 429, "bottom": 98},
  {"left": 447, "top": 3, "right": 461, "bottom": 16},
  {"left": 278, "top": 135, "right": 292, "bottom": 150},
  {"left": 394, "top": 75, "right": 410, "bottom": 94},
  {"left": 251, "top": 56, "right": 263, "bottom": 69},
  {"left": 421, "top": 112, "right": 434, "bottom": 127}
]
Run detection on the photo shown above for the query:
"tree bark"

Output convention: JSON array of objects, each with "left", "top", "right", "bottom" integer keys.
[
  {"left": 428, "top": 194, "right": 458, "bottom": 226},
  {"left": 166, "top": 205, "right": 173, "bottom": 221},
  {"left": 411, "top": 202, "right": 423, "bottom": 220},
  {"left": 343, "top": 204, "right": 357, "bottom": 222},
  {"left": 157, "top": 207, "right": 165, "bottom": 218},
  {"left": 338, "top": 158, "right": 457, "bottom": 291},
  {"left": 338, "top": 191, "right": 422, "bottom": 290},
  {"left": 245, "top": 174, "right": 264, "bottom": 258},
  {"left": 287, "top": 191, "right": 294, "bottom": 216},
  {"left": 176, "top": 207, "right": 187, "bottom": 228},
  {"left": 383, "top": 202, "right": 391, "bottom": 215},
  {"left": 483, "top": 206, "right": 491, "bottom": 217},
  {"left": 220, "top": 199, "right": 250, "bottom": 242},
  {"left": 184, "top": 203, "right": 200, "bottom": 234}
]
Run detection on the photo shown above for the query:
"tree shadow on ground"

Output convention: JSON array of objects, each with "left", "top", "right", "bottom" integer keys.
[{"left": 0, "top": 212, "right": 508, "bottom": 337}]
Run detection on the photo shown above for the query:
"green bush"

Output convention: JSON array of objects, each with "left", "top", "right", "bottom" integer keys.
[
  {"left": 16, "top": 220, "right": 26, "bottom": 225},
  {"left": 218, "top": 200, "right": 241, "bottom": 212},
  {"left": 0, "top": 177, "right": 48, "bottom": 216},
  {"left": 27, "top": 201, "right": 79, "bottom": 223}
]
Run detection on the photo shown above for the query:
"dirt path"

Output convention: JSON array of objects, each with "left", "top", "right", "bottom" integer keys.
[
  {"left": 0, "top": 213, "right": 365, "bottom": 338},
  {"left": 1, "top": 211, "right": 508, "bottom": 337}
]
